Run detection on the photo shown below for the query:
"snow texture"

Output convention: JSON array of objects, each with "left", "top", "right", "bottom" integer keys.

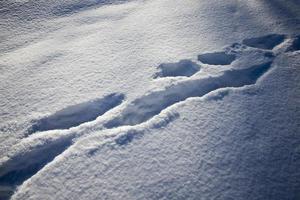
[{"left": 0, "top": 0, "right": 300, "bottom": 200}]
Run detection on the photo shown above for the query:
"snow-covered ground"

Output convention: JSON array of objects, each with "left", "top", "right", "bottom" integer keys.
[{"left": 0, "top": 0, "right": 300, "bottom": 199}]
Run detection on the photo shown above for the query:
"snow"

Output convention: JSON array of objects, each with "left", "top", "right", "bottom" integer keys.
[
  {"left": 154, "top": 60, "right": 200, "bottom": 78},
  {"left": 242, "top": 34, "right": 286, "bottom": 50},
  {"left": 198, "top": 52, "right": 236, "bottom": 65},
  {"left": 29, "top": 93, "right": 124, "bottom": 134},
  {"left": 0, "top": 0, "right": 299, "bottom": 199}
]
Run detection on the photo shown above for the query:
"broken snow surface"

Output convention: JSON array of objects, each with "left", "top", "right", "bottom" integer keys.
[{"left": 0, "top": 0, "right": 300, "bottom": 199}]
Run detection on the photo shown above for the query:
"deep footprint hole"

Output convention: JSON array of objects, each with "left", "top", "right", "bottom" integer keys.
[
  {"left": 287, "top": 35, "right": 300, "bottom": 52},
  {"left": 197, "top": 52, "right": 236, "bottom": 65},
  {"left": 154, "top": 59, "right": 200, "bottom": 78},
  {"left": 242, "top": 34, "right": 285, "bottom": 50},
  {"left": 0, "top": 138, "right": 72, "bottom": 200},
  {"left": 29, "top": 93, "right": 125, "bottom": 134}
]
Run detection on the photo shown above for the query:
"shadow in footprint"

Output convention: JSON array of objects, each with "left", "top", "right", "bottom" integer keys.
[
  {"left": 0, "top": 137, "right": 72, "bottom": 200},
  {"left": 198, "top": 52, "right": 236, "bottom": 65},
  {"left": 287, "top": 35, "right": 300, "bottom": 52},
  {"left": 242, "top": 34, "right": 285, "bottom": 50},
  {"left": 154, "top": 59, "right": 200, "bottom": 78},
  {"left": 0, "top": 93, "right": 125, "bottom": 199},
  {"left": 29, "top": 93, "right": 125, "bottom": 134},
  {"left": 105, "top": 62, "right": 272, "bottom": 128}
]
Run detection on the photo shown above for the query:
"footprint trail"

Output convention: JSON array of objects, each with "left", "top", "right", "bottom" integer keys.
[
  {"left": 0, "top": 93, "right": 125, "bottom": 200},
  {"left": 105, "top": 62, "right": 272, "bottom": 128},
  {"left": 0, "top": 33, "right": 290, "bottom": 200}
]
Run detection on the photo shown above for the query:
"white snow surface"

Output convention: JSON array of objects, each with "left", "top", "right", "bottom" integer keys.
[{"left": 0, "top": 0, "right": 300, "bottom": 199}]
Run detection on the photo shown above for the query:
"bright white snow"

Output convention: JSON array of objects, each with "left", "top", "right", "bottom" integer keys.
[{"left": 0, "top": 0, "right": 299, "bottom": 199}]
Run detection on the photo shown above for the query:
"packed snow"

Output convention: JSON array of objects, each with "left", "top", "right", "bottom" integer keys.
[{"left": 0, "top": 0, "right": 299, "bottom": 199}]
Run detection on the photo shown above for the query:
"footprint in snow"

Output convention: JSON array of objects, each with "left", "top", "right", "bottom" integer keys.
[
  {"left": 28, "top": 93, "right": 124, "bottom": 134},
  {"left": 154, "top": 59, "right": 201, "bottom": 78},
  {"left": 0, "top": 33, "right": 293, "bottom": 200},
  {"left": 198, "top": 51, "right": 236, "bottom": 65},
  {"left": 286, "top": 35, "right": 300, "bottom": 52},
  {"left": 242, "top": 33, "right": 286, "bottom": 50}
]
